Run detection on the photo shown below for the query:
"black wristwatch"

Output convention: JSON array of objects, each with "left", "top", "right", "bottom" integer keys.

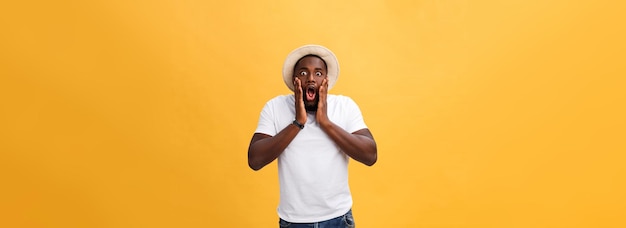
[{"left": 292, "top": 120, "right": 304, "bottom": 129}]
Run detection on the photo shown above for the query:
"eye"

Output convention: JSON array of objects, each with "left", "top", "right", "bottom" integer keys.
[
  {"left": 299, "top": 71, "right": 307, "bottom": 76},
  {"left": 315, "top": 72, "right": 322, "bottom": 76}
]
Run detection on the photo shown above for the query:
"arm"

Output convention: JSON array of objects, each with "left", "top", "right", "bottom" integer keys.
[
  {"left": 316, "top": 78, "right": 378, "bottom": 166},
  {"left": 247, "top": 126, "right": 301, "bottom": 171},
  {"left": 320, "top": 123, "right": 378, "bottom": 166},
  {"left": 247, "top": 78, "right": 308, "bottom": 171}
]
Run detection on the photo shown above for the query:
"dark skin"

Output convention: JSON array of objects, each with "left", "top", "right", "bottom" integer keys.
[{"left": 248, "top": 56, "right": 377, "bottom": 171}]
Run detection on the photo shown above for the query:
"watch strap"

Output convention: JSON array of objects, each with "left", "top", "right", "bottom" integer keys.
[{"left": 292, "top": 120, "right": 304, "bottom": 129}]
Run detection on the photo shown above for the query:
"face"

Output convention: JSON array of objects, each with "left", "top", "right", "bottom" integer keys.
[{"left": 293, "top": 55, "right": 327, "bottom": 112}]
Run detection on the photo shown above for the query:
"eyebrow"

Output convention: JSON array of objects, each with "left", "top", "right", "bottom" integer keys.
[{"left": 296, "top": 67, "right": 325, "bottom": 71}]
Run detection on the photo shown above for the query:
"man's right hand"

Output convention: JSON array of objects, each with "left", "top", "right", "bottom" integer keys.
[{"left": 294, "top": 78, "right": 307, "bottom": 124}]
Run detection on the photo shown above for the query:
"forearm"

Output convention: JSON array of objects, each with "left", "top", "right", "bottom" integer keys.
[
  {"left": 320, "top": 121, "right": 377, "bottom": 166},
  {"left": 247, "top": 124, "right": 301, "bottom": 170}
]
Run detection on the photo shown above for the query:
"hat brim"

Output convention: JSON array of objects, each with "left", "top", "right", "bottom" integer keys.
[{"left": 282, "top": 45, "right": 339, "bottom": 92}]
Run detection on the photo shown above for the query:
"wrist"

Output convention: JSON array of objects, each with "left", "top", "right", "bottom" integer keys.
[
  {"left": 295, "top": 115, "right": 306, "bottom": 125},
  {"left": 292, "top": 120, "right": 305, "bottom": 129},
  {"left": 318, "top": 118, "right": 332, "bottom": 130}
]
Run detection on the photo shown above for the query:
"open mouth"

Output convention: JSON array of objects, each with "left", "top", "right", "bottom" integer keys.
[{"left": 306, "top": 85, "right": 316, "bottom": 102}]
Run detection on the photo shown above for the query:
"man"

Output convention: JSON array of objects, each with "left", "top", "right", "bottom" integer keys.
[{"left": 248, "top": 44, "right": 377, "bottom": 228}]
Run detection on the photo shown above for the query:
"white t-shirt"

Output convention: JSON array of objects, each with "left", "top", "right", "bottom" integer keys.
[{"left": 254, "top": 94, "right": 368, "bottom": 223}]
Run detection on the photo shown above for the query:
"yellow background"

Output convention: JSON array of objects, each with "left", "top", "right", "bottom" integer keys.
[{"left": 1, "top": 0, "right": 625, "bottom": 227}]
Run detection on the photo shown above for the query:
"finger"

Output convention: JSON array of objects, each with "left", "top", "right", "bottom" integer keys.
[
  {"left": 294, "top": 78, "right": 303, "bottom": 106},
  {"left": 294, "top": 78, "right": 302, "bottom": 93}
]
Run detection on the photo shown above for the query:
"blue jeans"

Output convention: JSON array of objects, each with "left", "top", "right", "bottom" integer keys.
[{"left": 279, "top": 210, "right": 355, "bottom": 228}]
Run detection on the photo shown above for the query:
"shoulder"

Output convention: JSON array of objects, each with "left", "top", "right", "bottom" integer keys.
[
  {"left": 265, "top": 94, "right": 295, "bottom": 105},
  {"left": 328, "top": 94, "right": 357, "bottom": 105}
]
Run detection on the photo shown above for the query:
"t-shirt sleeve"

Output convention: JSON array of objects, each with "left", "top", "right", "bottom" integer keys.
[
  {"left": 254, "top": 100, "right": 277, "bottom": 136},
  {"left": 343, "top": 96, "right": 368, "bottom": 133}
]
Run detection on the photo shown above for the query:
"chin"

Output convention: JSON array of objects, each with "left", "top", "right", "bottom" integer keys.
[
  {"left": 302, "top": 94, "right": 319, "bottom": 112},
  {"left": 305, "top": 101, "right": 318, "bottom": 112},
  {"left": 304, "top": 104, "right": 316, "bottom": 112}
]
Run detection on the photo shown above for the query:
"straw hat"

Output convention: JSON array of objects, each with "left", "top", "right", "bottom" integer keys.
[{"left": 282, "top": 44, "right": 339, "bottom": 91}]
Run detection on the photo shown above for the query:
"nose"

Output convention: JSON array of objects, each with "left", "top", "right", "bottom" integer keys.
[{"left": 306, "top": 73, "right": 315, "bottom": 83}]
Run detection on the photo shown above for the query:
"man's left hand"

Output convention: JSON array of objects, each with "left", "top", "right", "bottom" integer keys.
[{"left": 316, "top": 77, "right": 329, "bottom": 125}]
